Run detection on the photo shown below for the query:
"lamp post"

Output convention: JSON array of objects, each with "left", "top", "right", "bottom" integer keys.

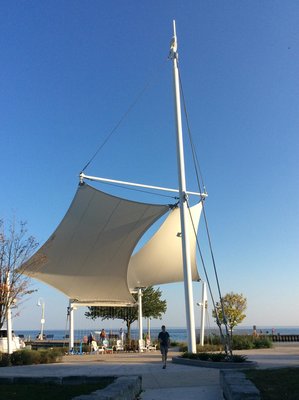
[
  {"left": 37, "top": 298, "right": 45, "bottom": 340},
  {"left": 132, "top": 286, "right": 145, "bottom": 352},
  {"left": 6, "top": 271, "right": 13, "bottom": 354},
  {"left": 197, "top": 281, "right": 207, "bottom": 346},
  {"left": 147, "top": 318, "right": 151, "bottom": 342},
  {"left": 68, "top": 301, "right": 78, "bottom": 351}
]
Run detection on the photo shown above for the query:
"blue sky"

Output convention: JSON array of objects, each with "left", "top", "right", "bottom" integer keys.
[{"left": 1, "top": 1, "right": 298, "bottom": 332}]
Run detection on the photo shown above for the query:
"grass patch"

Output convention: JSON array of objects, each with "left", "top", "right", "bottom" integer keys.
[
  {"left": 245, "top": 368, "right": 299, "bottom": 400},
  {"left": 0, "top": 378, "right": 114, "bottom": 400}
]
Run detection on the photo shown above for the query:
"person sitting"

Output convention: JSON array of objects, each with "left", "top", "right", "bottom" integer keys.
[
  {"left": 90, "top": 340, "right": 104, "bottom": 354},
  {"left": 87, "top": 332, "right": 94, "bottom": 345},
  {"left": 100, "top": 329, "right": 106, "bottom": 342}
]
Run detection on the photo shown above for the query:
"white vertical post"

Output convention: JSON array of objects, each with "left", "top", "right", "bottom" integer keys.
[
  {"left": 200, "top": 281, "right": 207, "bottom": 346},
  {"left": 170, "top": 20, "right": 197, "bottom": 353},
  {"left": 69, "top": 300, "right": 74, "bottom": 351},
  {"left": 40, "top": 302, "right": 45, "bottom": 339},
  {"left": 147, "top": 318, "right": 151, "bottom": 341},
  {"left": 37, "top": 298, "right": 45, "bottom": 340},
  {"left": 6, "top": 272, "right": 13, "bottom": 354},
  {"left": 6, "top": 306, "right": 13, "bottom": 354},
  {"left": 137, "top": 288, "right": 143, "bottom": 351}
]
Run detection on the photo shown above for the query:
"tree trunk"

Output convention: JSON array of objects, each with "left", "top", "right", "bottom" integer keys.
[{"left": 126, "top": 320, "right": 131, "bottom": 341}]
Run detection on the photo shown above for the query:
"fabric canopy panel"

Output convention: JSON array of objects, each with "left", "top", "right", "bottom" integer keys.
[
  {"left": 127, "top": 202, "right": 202, "bottom": 289},
  {"left": 23, "top": 183, "right": 169, "bottom": 304}
]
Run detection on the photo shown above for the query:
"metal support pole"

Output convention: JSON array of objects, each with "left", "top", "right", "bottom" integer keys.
[
  {"left": 79, "top": 172, "right": 204, "bottom": 197},
  {"left": 200, "top": 281, "right": 207, "bottom": 346},
  {"left": 37, "top": 298, "right": 45, "bottom": 340},
  {"left": 170, "top": 20, "right": 197, "bottom": 353},
  {"left": 69, "top": 300, "right": 74, "bottom": 351},
  {"left": 147, "top": 318, "right": 151, "bottom": 342},
  {"left": 6, "top": 272, "right": 13, "bottom": 354},
  {"left": 137, "top": 288, "right": 143, "bottom": 352}
]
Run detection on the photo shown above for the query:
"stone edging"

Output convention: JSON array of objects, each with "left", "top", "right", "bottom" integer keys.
[
  {"left": 220, "top": 370, "right": 260, "bottom": 400},
  {"left": 0, "top": 375, "right": 142, "bottom": 400},
  {"left": 171, "top": 358, "right": 260, "bottom": 399},
  {"left": 172, "top": 356, "right": 258, "bottom": 369}
]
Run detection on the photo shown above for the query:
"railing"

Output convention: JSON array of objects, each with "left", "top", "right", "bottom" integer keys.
[{"left": 271, "top": 334, "right": 299, "bottom": 342}]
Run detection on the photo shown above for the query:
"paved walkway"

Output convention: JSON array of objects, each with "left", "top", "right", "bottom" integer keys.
[
  {"left": 0, "top": 349, "right": 224, "bottom": 399},
  {"left": 234, "top": 342, "right": 299, "bottom": 369},
  {"left": 1, "top": 343, "right": 298, "bottom": 399}
]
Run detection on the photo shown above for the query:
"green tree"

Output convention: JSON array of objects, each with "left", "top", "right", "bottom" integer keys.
[
  {"left": 212, "top": 292, "right": 247, "bottom": 337},
  {"left": 85, "top": 286, "right": 167, "bottom": 340},
  {"left": 0, "top": 219, "right": 38, "bottom": 330}
]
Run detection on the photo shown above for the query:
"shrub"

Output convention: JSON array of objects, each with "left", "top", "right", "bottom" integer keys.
[
  {"left": 181, "top": 343, "right": 223, "bottom": 353},
  {"left": 230, "top": 354, "right": 248, "bottom": 363},
  {"left": 204, "top": 334, "right": 222, "bottom": 345},
  {"left": 0, "top": 352, "right": 10, "bottom": 366},
  {"left": 232, "top": 335, "right": 273, "bottom": 350},
  {"left": 179, "top": 343, "right": 187, "bottom": 352},
  {"left": 38, "top": 349, "right": 62, "bottom": 364},
  {"left": 182, "top": 351, "right": 248, "bottom": 363},
  {"left": 55, "top": 346, "right": 69, "bottom": 355},
  {"left": 82, "top": 344, "right": 90, "bottom": 353},
  {"left": 232, "top": 335, "right": 254, "bottom": 350},
  {"left": 196, "top": 344, "right": 223, "bottom": 353},
  {"left": 7, "top": 349, "right": 62, "bottom": 366},
  {"left": 180, "top": 334, "right": 272, "bottom": 353},
  {"left": 253, "top": 336, "right": 272, "bottom": 349},
  {"left": 209, "top": 353, "right": 227, "bottom": 362},
  {"left": 11, "top": 350, "right": 41, "bottom": 365}
]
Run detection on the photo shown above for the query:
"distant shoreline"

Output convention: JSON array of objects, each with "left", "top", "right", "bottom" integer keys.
[
  {"left": 13, "top": 325, "right": 299, "bottom": 331},
  {"left": 12, "top": 326, "right": 299, "bottom": 343}
]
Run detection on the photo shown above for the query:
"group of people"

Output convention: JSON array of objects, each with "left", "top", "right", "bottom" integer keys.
[
  {"left": 87, "top": 328, "right": 107, "bottom": 345},
  {"left": 86, "top": 325, "right": 170, "bottom": 369}
]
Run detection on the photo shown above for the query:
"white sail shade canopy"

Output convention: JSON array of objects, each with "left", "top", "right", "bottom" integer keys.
[
  {"left": 23, "top": 183, "right": 169, "bottom": 305},
  {"left": 127, "top": 202, "right": 202, "bottom": 289}
]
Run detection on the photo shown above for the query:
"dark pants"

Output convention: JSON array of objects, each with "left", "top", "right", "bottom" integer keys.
[{"left": 160, "top": 345, "right": 168, "bottom": 364}]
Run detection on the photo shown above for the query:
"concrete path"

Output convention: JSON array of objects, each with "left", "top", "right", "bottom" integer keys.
[
  {"left": 234, "top": 342, "right": 299, "bottom": 369},
  {"left": 1, "top": 344, "right": 298, "bottom": 399},
  {"left": 0, "top": 350, "right": 224, "bottom": 399}
]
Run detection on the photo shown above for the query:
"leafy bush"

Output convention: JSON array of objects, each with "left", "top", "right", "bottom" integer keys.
[
  {"left": 182, "top": 335, "right": 272, "bottom": 352},
  {"left": 179, "top": 343, "right": 187, "bottom": 352},
  {"left": 182, "top": 351, "right": 247, "bottom": 363},
  {"left": 55, "top": 346, "right": 69, "bottom": 355},
  {"left": 11, "top": 350, "right": 41, "bottom": 365},
  {"left": 253, "top": 336, "right": 272, "bottom": 349},
  {"left": 82, "top": 344, "right": 90, "bottom": 353},
  {"left": 38, "top": 349, "right": 62, "bottom": 364},
  {"left": 230, "top": 354, "right": 248, "bottom": 363},
  {"left": 0, "top": 352, "right": 10, "bottom": 366},
  {"left": 5, "top": 349, "right": 62, "bottom": 366},
  {"left": 196, "top": 344, "right": 223, "bottom": 353},
  {"left": 232, "top": 335, "right": 254, "bottom": 350},
  {"left": 232, "top": 335, "right": 273, "bottom": 350},
  {"left": 204, "top": 334, "right": 222, "bottom": 346}
]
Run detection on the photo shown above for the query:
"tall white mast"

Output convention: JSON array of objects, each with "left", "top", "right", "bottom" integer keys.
[{"left": 170, "top": 20, "right": 197, "bottom": 353}]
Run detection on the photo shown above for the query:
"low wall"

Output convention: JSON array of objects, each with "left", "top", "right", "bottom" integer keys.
[{"left": 271, "top": 335, "right": 299, "bottom": 342}]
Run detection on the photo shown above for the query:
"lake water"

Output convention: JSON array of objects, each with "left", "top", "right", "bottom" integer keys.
[{"left": 15, "top": 326, "right": 299, "bottom": 342}]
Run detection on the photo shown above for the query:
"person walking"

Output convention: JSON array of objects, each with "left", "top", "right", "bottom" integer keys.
[{"left": 158, "top": 325, "right": 170, "bottom": 369}]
